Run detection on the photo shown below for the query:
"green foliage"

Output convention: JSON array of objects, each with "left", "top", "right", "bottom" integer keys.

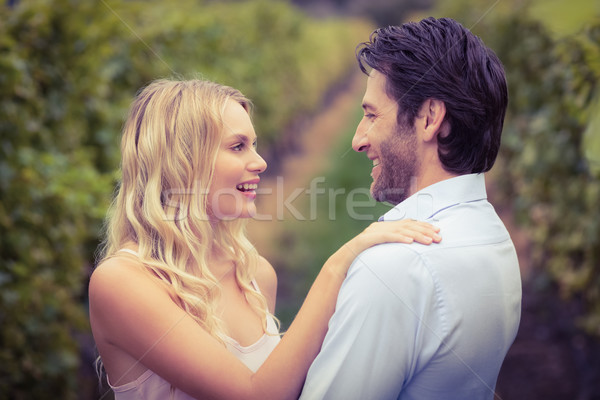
[
  {"left": 0, "top": 1, "right": 119, "bottom": 397},
  {"left": 100, "top": 0, "right": 372, "bottom": 147},
  {"left": 498, "top": 20, "right": 600, "bottom": 335},
  {"left": 0, "top": 0, "right": 372, "bottom": 397},
  {"left": 528, "top": 0, "right": 600, "bottom": 38},
  {"left": 434, "top": 0, "right": 600, "bottom": 335}
]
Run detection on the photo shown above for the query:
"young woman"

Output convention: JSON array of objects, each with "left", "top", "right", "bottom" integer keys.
[{"left": 89, "top": 78, "right": 441, "bottom": 399}]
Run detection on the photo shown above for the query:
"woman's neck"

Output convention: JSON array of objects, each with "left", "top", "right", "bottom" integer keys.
[{"left": 208, "top": 247, "right": 236, "bottom": 282}]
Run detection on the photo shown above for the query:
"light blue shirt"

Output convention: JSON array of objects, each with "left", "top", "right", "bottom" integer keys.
[{"left": 300, "top": 174, "right": 522, "bottom": 400}]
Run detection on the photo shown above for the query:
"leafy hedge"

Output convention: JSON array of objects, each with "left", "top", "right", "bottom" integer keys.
[
  {"left": 493, "top": 18, "right": 600, "bottom": 335},
  {"left": 0, "top": 0, "right": 371, "bottom": 397},
  {"left": 434, "top": 0, "right": 600, "bottom": 335},
  {"left": 100, "top": 0, "right": 373, "bottom": 148}
]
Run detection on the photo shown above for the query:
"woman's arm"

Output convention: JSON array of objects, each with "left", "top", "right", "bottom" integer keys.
[{"left": 89, "top": 220, "right": 440, "bottom": 400}]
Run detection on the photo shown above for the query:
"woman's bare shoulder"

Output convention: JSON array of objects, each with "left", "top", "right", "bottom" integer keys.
[
  {"left": 91, "top": 253, "right": 145, "bottom": 286},
  {"left": 89, "top": 254, "right": 168, "bottom": 314}
]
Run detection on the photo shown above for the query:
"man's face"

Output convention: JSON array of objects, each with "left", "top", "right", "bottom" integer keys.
[{"left": 352, "top": 70, "right": 419, "bottom": 205}]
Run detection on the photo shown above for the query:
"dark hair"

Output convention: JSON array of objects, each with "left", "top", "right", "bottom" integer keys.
[{"left": 356, "top": 17, "right": 508, "bottom": 174}]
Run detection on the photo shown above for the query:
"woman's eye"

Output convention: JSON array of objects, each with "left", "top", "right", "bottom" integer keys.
[{"left": 232, "top": 143, "right": 244, "bottom": 151}]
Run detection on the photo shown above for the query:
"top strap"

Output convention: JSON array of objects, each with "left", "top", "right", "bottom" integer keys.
[{"left": 117, "top": 248, "right": 139, "bottom": 257}]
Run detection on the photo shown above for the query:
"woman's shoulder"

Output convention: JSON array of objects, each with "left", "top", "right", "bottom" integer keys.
[
  {"left": 91, "top": 251, "right": 144, "bottom": 284},
  {"left": 89, "top": 251, "right": 167, "bottom": 311}
]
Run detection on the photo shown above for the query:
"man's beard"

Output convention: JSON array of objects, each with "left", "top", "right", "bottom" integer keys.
[{"left": 371, "top": 124, "right": 419, "bottom": 205}]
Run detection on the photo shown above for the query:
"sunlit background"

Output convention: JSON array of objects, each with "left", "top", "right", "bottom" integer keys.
[{"left": 1, "top": 0, "right": 599, "bottom": 399}]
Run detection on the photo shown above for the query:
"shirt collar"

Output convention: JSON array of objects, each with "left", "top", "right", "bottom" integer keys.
[{"left": 380, "top": 173, "right": 488, "bottom": 221}]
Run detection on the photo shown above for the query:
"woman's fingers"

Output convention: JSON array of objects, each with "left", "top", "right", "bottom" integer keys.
[
  {"left": 345, "top": 219, "right": 442, "bottom": 259},
  {"left": 399, "top": 224, "right": 442, "bottom": 245},
  {"left": 363, "top": 220, "right": 442, "bottom": 246}
]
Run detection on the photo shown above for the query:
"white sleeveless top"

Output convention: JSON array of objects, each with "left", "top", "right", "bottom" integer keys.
[{"left": 108, "top": 249, "right": 281, "bottom": 399}]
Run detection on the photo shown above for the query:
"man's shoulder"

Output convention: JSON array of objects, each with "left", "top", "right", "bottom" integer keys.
[
  {"left": 354, "top": 237, "right": 442, "bottom": 272},
  {"left": 432, "top": 200, "right": 512, "bottom": 247},
  {"left": 345, "top": 243, "right": 436, "bottom": 298},
  {"left": 358, "top": 240, "right": 430, "bottom": 261}
]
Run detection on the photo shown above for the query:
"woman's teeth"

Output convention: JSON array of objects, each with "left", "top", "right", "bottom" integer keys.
[{"left": 236, "top": 183, "right": 258, "bottom": 191}]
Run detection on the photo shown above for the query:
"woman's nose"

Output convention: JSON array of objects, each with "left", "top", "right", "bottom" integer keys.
[{"left": 249, "top": 151, "right": 267, "bottom": 173}]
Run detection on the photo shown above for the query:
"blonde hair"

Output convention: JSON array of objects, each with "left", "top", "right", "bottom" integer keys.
[{"left": 98, "top": 78, "right": 272, "bottom": 343}]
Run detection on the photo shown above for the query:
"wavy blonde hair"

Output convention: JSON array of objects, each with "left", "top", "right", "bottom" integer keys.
[{"left": 98, "top": 78, "right": 273, "bottom": 344}]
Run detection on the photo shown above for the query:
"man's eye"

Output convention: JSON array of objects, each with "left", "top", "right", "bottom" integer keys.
[{"left": 365, "top": 113, "right": 376, "bottom": 120}]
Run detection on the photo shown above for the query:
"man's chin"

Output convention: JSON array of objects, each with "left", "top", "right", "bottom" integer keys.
[
  {"left": 372, "top": 185, "right": 406, "bottom": 204},
  {"left": 370, "top": 183, "right": 382, "bottom": 202},
  {"left": 371, "top": 185, "right": 387, "bottom": 203}
]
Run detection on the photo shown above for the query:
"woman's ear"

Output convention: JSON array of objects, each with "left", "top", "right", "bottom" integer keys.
[{"left": 417, "top": 99, "right": 447, "bottom": 142}]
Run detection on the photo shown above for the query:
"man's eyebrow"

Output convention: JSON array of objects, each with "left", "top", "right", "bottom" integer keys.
[{"left": 362, "top": 102, "right": 375, "bottom": 111}]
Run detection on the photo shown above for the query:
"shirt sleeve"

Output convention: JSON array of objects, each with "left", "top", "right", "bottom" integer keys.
[{"left": 299, "top": 243, "right": 443, "bottom": 400}]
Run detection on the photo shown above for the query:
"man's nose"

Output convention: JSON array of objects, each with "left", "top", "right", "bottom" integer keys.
[{"left": 352, "top": 126, "right": 369, "bottom": 152}]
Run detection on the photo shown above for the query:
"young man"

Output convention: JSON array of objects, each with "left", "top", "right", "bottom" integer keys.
[{"left": 300, "top": 17, "right": 522, "bottom": 400}]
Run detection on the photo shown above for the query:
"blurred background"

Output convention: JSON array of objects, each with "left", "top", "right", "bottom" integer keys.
[{"left": 1, "top": 0, "right": 599, "bottom": 399}]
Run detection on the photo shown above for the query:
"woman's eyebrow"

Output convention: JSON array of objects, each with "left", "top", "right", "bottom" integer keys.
[{"left": 226, "top": 133, "right": 257, "bottom": 144}]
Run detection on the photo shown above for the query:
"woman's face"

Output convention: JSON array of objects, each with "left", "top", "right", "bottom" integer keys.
[{"left": 208, "top": 100, "right": 267, "bottom": 220}]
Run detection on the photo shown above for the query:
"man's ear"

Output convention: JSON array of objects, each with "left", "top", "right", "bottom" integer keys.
[{"left": 418, "top": 99, "right": 447, "bottom": 142}]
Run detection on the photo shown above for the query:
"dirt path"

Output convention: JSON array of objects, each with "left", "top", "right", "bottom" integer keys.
[{"left": 247, "top": 71, "right": 365, "bottom": 260}]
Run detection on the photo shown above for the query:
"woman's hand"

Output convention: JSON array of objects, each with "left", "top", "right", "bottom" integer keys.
[
  {"left": 328, "top": 220, "right": 441, "bottom": 278},
  {"left": 353, "top": 218, "right": 441, "bottom": 247}
]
